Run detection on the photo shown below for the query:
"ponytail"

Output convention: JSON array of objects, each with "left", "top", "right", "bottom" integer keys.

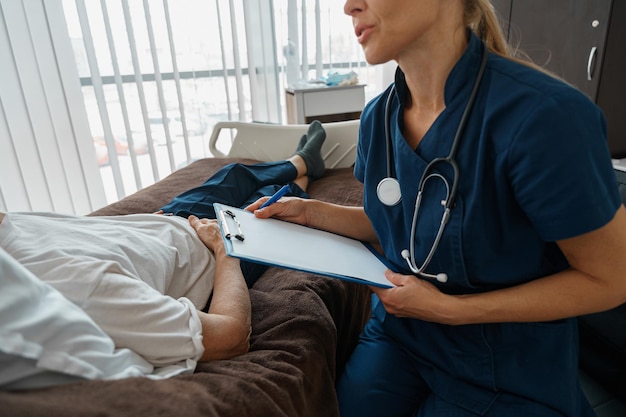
[
  {"left": 465, "top": 0, "right": 558, "bottom": 76},
  {"left": 464, "top": 0, "right": 512, "bottom": 57}
]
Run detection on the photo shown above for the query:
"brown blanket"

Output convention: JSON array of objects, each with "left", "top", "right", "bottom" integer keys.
[{"left": 1, "top": 158, "right": 372, "bottom": 417}]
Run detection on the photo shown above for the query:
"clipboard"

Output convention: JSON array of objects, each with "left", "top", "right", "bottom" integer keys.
[{"left": 214, "top": 203, "right": 394, "bottom": 288}]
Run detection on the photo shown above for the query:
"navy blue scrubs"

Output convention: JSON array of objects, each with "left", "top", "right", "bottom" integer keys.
[{"left": 338, "top": 33, "right": 621, "bottom": 416}]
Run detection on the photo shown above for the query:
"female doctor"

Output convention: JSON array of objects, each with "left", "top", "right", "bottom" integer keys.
[{"left": 251, "top": 0, "right": 626, "bottom": 415}]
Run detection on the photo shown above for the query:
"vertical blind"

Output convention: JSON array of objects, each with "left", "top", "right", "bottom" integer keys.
[
  {"left": 1, "top": 0, "right": 374, "bottom": 214},
  {"left": 0, "top": 0, "right": 105, "bottom": 214},
  {"left": 65, "top": 0, "right": 264, "bottom": 204}
]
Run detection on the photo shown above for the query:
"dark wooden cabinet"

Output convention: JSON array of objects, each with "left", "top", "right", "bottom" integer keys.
[
  {"left": 491, "top": 0, "right": 626, "bottom": 158},
  {"left": 491, "top": 0, "right": 512, "bottom": 25}
]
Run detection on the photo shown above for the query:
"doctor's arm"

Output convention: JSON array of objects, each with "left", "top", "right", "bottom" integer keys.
[
  {"left": 189, "top": 215, "right": 251, "bottom": 361},
  {"left": 371, "top": 205, "right": 626, "bottom": 325}
]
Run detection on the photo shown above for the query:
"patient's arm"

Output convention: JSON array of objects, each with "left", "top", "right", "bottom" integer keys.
[{"left": 189, "top": 215, "right": 251, "bottom": 361}]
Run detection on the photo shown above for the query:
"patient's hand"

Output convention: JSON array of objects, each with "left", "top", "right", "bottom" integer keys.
[{"left": 188, "top": 215, "right": 225, "bottom": 255}]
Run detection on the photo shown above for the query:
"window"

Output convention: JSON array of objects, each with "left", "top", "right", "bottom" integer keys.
[{"left": 62, "top": 0, "right": 381, "bottom": 205}]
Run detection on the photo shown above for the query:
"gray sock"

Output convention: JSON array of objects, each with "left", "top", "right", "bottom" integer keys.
[
  {"left": 295, "top": 134, "right": 307, "bottom": 153},
  {"left": 296, "top": 120, "right": 326, "bottom": 180}
]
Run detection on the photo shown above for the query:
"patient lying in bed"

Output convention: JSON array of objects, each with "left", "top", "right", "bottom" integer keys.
[
  {"left": 0, "top": 212, "right": 250, "bottom": 389},
  {"left": 0, "top": 121, "right": 328, "bottom": 391}
]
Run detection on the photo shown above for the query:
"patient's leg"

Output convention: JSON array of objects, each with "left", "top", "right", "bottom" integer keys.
[
  {"left": 158, "top": 160, "right": 300, "bottom": 218},
  {"left": 159, "top": 121, "right": 326, "bottom": 218},
  {"left": 159, "top": 122, "right": 326, "bottom": 288}
]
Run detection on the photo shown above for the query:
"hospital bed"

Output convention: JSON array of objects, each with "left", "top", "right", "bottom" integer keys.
[{"left": 2, "top": 119, "right": 623, "bottom": 416}]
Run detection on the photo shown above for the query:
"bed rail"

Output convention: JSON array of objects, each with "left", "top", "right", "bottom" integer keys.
[{"left": 208, "top": 120, "right": 359, "bottom": 169}]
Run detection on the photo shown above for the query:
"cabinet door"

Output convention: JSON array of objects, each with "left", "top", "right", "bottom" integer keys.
[
  {"left": 508, "top": 0, "right": 611, "bottom": 99},
  {"left": 597, "top": 0, "right": 626, "bottom": 158},
  {"left": 490, "top": 0, "right": 512, "bottom": 38}
]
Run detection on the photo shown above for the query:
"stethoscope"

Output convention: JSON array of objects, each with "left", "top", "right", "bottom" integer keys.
[{"left": 376, "top": 45, "right": 488, "bottom": 283}]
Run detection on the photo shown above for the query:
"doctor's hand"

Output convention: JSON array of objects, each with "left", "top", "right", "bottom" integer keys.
[
  {"left": 247, "top": 196, "right": 311, "bottom": 226},
  {"left": 370, "top": 270, "right": 463, "bottom": 325}
]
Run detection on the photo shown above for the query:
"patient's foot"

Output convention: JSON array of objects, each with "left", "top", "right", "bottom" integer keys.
[
  {"left": 296, "top": 120, "right": 326, "bottom": 180},
  {"left": 295, "top": 134, "right": 307, "bottom": 153}
]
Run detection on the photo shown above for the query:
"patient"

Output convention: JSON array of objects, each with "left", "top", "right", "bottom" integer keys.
[
  {"left": 0, "top": 121, "right": 326, "bottom": 389},
  {"left": 0, "top": 213, "right": 248, "bottom": 379}
]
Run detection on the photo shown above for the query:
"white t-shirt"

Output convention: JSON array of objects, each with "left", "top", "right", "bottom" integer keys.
[{"left": 0, "top": 212, "right": 216, "bottom": 388}]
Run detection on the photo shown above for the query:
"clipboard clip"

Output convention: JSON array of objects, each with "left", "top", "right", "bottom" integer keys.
[{"left": 219, "top": 209, "right": 245, "bottom": 241}]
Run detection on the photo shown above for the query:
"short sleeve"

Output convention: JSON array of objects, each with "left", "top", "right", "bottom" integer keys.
[
  {"left": 507, "top": 90, "right": 620, "bottom": 241},
  {"left": 80, "top": 270, "right": 205, "bottom": 367},
  {"left": 354, "top": 104, "right": 372, "bottom": 183},
  {"left": 354, "top": 89, "right": 389, "bottom": 184},
  {"left": 0, "top": 248, "right": 194, "bottom": 390}
]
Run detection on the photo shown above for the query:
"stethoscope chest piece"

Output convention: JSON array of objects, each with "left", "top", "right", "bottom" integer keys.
[{"left": 377, "top": 177, "right": 402, "bottom": 206}]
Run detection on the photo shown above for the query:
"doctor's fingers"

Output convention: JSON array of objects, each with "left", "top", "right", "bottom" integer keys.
[
  {"left": 383, "top": 269, "right": 416, "bottom": 286},
  {"left": 244, "top": 197, "right": 267, "bottom": 212},
  {"left": 374, "top": 273, "right": 446, "bottom": 319},
  {"left": 252, "top": 197, "right": 307, "bottom": 222}
]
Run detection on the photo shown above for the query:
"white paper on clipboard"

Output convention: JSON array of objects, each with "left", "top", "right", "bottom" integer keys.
[{"left": 214, "top": 203, "right": 394, "bottom": 288}]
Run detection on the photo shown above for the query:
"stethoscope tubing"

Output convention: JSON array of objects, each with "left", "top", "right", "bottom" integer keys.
[{"left": 380, "top": 43, "right": 489, "bottom": 282}]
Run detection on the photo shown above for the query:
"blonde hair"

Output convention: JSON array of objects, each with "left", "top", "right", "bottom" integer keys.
[
  {"left": 464, "top": 0, "right": 512, "bottom": 57},
  {"left": 464, "top": 0, "right": 553, "bottom": 75}
]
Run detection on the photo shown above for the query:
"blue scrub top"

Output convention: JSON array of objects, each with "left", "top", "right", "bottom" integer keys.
[{"left": 354, "top": 33, "right": 621, "bottom": 415}]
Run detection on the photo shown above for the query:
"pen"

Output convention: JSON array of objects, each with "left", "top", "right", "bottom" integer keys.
[{"left": 259, "top": 184, "right": 291, "bottom": 209}]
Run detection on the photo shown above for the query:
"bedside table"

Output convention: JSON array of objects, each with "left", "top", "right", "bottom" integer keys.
[{"left": 285, "top": 83, "right": 365, "bottom": 124}]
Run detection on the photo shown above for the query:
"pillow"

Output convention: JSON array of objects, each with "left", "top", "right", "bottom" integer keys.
[{"left": 0, "top": 248, "right": 170, "bottom": 390}]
